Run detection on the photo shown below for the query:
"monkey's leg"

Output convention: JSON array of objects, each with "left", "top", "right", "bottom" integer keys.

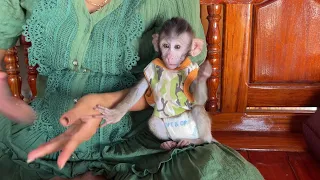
[
  {"left": 148, "top": 116, "right": 177, "bottom": 150},
  {"left": 91, "top": 78, "right": 149, "bottom": 127},
  {"left": 175, "top": 107, "right": 216, "bottom": 148},
  {"left": 160, "top": 112, "right": 202, "bottom": 148},
  {"left": 177, "top": 60, "right": 216, "bottom": 147}
]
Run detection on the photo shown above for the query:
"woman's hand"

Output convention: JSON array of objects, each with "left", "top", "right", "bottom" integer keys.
[
  {"left": 0, "top": 49, "right": 36, "bottom": 123},
  {"left": 27, "top": 93, "right": 109, "bottom": 169},
  {"left": 0, "top": 71, "right": 36, "bottom": 123},
  {"left": 27, "top": 89, "right": 149, "bottom": 169}
]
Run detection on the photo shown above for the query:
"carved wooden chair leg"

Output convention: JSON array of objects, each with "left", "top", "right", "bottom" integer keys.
[
  {"left": 205, "top": 4, "right": 222, "bottom": 114},
  {"left": 20, "top": 36, "right": 38, "bottom": 100},
  {"left": 4, "top": 47, "right": 23, "bottom": 100}
]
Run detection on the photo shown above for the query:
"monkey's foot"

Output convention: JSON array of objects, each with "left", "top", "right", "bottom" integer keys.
[
  {"left": 177, "top": 139, "right": 205, "bottom": 148},
  {"left": 177, "top": 139, "right": 192, "bottom": 148},
  {"left": 160, "top": 141, "right": 177, "bottom": 150}
]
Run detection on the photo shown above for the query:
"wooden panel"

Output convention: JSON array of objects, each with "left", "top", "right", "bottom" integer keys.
[
  {"left": 247, "top": 84, "right": 320, "bottom": 107},
  {"left": 251, "top": 0, "right": 320, "bottom": 83},
  {"left": 212, "top": 131, "right": 307, "bottom": 151},
  {"left": 248, "top": 151, "right": 297, "bottom": 180},
  {"left": 288, "top": 152, "right": 320, "bottom": 180},
  {"left": 238, "top": 150, "right": 249, "bottom": 160},
  {"left": 200, "top": 0, "right": 269, "bottom": 4},
  {"left": 221, "top": 4, "right": 252, "bottom": 112},
  {"left": 211, "top": 113, "right": 308, "bottom": 132}
]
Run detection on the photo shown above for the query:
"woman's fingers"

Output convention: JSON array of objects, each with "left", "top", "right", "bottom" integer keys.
[
  {"left": 28, "top": 123, "right": 87, "bottom": 169},
  {"left": 80, "top": 114, "right": 105, "bottom": 121},
  {"left": 60, "top": 110, "right": 81, "bottom": 127},
  {"left": 0, "top": 72, "right": 12, "bottom": 96},
  {"left": 57, "top": 141, "right": 80, "bottom": 169},
  {"left": 27, "top": 133, "right": 67, "bottom": 163},
  {"left": 60, "top": 103, "right": 104, "bottom": 127},
  {"left": 80, "top": 114, "right": 114, "bottom": 128},
  {"left": 0, "top": 72, "right": 7, "bottom": 79},
  {"left": 94, "top": 104, "right": 112, "bottom": 113}
]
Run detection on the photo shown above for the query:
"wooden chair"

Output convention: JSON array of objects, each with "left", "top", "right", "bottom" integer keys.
[
  {"left": 4, "top": 36, "right": 37, "bottom": 101},
  {"left": 4, "top": 0, "right": 320, "bottom": 152}
]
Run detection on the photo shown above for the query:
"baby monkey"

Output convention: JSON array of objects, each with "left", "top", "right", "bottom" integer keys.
[{"left": 93, "top": 17, "right": 216, "bottom": 150}]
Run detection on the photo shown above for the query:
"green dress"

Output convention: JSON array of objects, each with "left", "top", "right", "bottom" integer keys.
[{"left": 0, "top": 0, "right": 264, "bottom": 179}]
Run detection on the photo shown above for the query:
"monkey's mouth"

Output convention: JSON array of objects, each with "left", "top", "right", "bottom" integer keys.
[
  {"left": 167, "top": 64, "right": 179, "bottom": 69},
  {"left": 163, "top": 61, "right": 179, "bottom": 69},
  {"left": 165, "top": 62, "right": 178, "bottom": 66}
]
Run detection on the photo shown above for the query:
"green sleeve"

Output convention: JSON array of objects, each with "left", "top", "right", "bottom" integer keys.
[
  {"left": 0, "top": 0, "right": 26, "bottom": 49},
  {"left": 158, "top": 0, "right": 207, "bottom": 65}
]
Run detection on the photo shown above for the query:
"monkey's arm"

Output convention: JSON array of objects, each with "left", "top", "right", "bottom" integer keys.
[
  {"left": 190, "top": 61, "right": 216, "bottom": 143},
  {"left": 93, "top": 78, "right": 149, "bottom": 127},
  {"left": 190, "top": 60, "right": 212, "bottom": 105},
  {"left": 112, "top": 78, "right": 149, "bottom": 110}
]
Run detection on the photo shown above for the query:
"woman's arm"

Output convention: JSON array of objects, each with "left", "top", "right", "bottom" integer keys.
[
  {"left": 0, "top": 0, "right": 27, "bottom": 50},
  {"left": 98, "top": 88, "right": 149, "bottom": 112},
  {"left": 0, "top": 0, "right": 27, "bottom": 70},
  {"left": 0, "top": 48, "right": 37, "bottom": 123}
]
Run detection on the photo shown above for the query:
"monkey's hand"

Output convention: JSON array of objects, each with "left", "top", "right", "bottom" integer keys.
[
  {"left": 91, "top": 105, "right": 127, "bottom": 127},
  {"left": 83, "top": 79, "right": 149, "bottom": 127},
  {"left": 190, "top": 60, "right": 212, "bottom": 105}
]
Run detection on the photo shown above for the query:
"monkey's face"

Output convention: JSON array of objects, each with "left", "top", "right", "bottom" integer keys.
[{"left": 159, "top": 32, "right": 192, "bottom": 70}]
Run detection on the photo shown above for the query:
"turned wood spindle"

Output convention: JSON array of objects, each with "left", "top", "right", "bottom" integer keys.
[
  {"left": 20, "top": 35, "right": 38, "bottom": 100},
  {"left": 205, "top": 4, "right": 222, "bottom": 114},
  {"left": 4, "top": 46, "right": 23, "bottom": 99}
]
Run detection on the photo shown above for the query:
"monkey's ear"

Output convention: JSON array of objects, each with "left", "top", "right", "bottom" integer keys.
[
  {"left": 152, "top": 34, "right": 160, "bottom": 52},
  {"left": 190, "top": 38, "right": 204, "bottom": 57}
]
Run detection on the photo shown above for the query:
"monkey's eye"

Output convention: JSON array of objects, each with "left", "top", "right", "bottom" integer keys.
[
  {"left": 174, "top": 45, "right": 181, "bottom": 49},
  {"left": 163, "top": 44, "right": 170, "bottom": 48}
]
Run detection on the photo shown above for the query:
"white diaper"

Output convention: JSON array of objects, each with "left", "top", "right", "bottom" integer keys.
[{"left": 163, "top": 111, "right": 199, "bottom": 141}]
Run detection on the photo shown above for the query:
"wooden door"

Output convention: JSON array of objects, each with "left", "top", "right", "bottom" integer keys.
[
  {"left": 223, "top": 0, "right": 320, "bottom": 112},
  {"left": 201, "top": 0, "right": 320, "bottom": 135}
]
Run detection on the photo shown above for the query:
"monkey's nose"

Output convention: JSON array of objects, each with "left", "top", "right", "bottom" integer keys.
[
  {"left": 167, "top": 57, "right": 174, "bottom": 64},
  {"left": 167, "top": 53, "right": 173, "bottom": 61}
]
